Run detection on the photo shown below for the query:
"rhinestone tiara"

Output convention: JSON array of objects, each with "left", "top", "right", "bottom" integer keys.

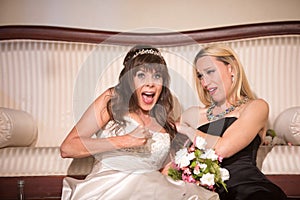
[{"left": 132, "top": 49, "right": 162, "bottom": 59}]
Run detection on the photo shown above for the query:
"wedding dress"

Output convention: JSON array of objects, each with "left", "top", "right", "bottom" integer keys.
[{"left": 62, "top": 117, "right": 219, "bottom": 200}]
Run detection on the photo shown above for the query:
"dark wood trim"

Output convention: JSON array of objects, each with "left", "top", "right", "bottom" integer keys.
[
  {"left": 0, "top": 175, "right": 85, "bottom": 200},
  {"left": 0, "top": 21, "right": 299, "bottom": 46},
  {"left": 0, "top": 176, "right": 64, "bottom": 200},
  {"left": 0, "top": 175, "right": 299, "bottom": 199},
  {"left": 266, "top": 175, "right": 300, "bottom": 199}
]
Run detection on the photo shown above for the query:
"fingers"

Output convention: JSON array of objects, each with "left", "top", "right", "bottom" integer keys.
[
  {"left": 130, "top": 126, "right": 152, "bottom": 139},
  {"left": 176, "top": 122, "right": 193, "bottom": 134},
  {"left": 175, "top": 122, "right": 187, "bottom": 134},
  {"left": 122, "top": 126, "right": 153, "bottom": 150},
  {"left": 144, "top": 128, "right": 152, "bottom": 139}
]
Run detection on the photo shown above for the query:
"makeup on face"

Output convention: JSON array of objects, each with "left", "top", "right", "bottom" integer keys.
[
  {"left": 133, "top": 69, "right": 163, "bottom": 111},
  {"left": 196, "top": 56, "right": 232, "bottom": 105}
]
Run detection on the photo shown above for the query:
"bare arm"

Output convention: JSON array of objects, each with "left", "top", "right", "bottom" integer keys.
[
  {"left": 214, "top": 99, "right": 268, "bottom": 158},
  {"left": 176, "top": 107, "right": 221, "bottom": 149},
  {"left": 60, "top": 89, "right": 148, "bottom": 158},
  {"left": 177, "top": 99, "right": 269, "bottom": 158}
]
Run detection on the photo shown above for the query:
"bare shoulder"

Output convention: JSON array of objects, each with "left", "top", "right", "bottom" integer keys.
[
  {"left": 246, "top": 98, "right": 269, "bottom": 110},
  {"left": 93, "top": 88, "right": 114, "bottom": 122},
  {"left": 241, "top": 98, "right": 269, "bottom": 119},
  {"left": 95, "top": 88, "right": 114, "bottom": 104}
]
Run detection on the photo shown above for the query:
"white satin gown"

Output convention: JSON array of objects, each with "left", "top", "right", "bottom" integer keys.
[{"left": 62, "top": 117, "right": 219, "bottom": 200}]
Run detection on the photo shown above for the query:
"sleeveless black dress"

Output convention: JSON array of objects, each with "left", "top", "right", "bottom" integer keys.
[{"left": 198, "top": 117, "right": 287, "bottom": 200}]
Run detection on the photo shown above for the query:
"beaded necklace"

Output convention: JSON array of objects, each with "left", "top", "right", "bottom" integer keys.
[{"left": 206, "top": 97, "right": 249, "bottom": 121}]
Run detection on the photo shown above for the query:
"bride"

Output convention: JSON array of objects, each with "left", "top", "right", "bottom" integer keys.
[{"left": 60, "top": 45, "right": 219, "bottom": 200}]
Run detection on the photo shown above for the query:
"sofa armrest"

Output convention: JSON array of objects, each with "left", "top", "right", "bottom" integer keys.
[{"left": 0, "top": 107, "right": 37, "bottom": 148}]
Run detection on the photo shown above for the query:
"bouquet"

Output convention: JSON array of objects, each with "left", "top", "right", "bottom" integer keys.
[{"left": 168, "top": 136, "right": 229, "bottom": 191}]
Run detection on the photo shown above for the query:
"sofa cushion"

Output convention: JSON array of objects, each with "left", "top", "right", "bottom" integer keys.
[
  {"left": 274, "top": 106, "right": 300, "bottom": 145},
  {"left": 0, "top": 107, "right": 38, "bottom": 148},
  {"left": 261, "top": 145, "right": 300, "bottom": 174}
]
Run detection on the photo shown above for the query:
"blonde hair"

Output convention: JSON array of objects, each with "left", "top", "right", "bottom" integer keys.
[{"left": 193, "top": 44, "right": 255, "bottom": 107}]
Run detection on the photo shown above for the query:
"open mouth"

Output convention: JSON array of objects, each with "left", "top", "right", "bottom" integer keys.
[
  {"left": 142, "top": 92, "right": 155, "bottom": 104},
  {"left": 207, "top": 87, "right": 217, "bottom": 95}
]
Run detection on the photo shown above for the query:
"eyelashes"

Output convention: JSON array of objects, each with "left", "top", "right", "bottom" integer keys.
[
  {"left": 196, "top": 69, "right": 216, "bottom": 80},
  {"left": 135, "top": 71, "right": 162, "bottom": 81}
]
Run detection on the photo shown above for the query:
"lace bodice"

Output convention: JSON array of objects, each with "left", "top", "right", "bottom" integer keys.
[{"left": 93, "top": 117, "right": 170, "bottom": 173}]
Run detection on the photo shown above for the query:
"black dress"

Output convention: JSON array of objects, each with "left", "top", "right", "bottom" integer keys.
[{"left": 198, "top": 117, "right": 287, "bottom": 200}]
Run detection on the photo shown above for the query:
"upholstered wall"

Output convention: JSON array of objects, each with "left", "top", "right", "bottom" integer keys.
[{"left": 1, "top": 35, "right": 299, "bottom": 147}]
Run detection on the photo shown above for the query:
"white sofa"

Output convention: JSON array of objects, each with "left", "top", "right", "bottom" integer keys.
[{"left": 0, "top": 21, "right": 299, "bottom": 199}]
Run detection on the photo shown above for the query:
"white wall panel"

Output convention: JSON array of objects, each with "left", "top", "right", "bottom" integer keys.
[{"left": 1, "top": 36, "right": 299, "bottom": 147}]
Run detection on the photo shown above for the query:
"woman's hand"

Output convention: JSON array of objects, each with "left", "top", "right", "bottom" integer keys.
[
  {"left": 117, "top": 126, "right": 152, "bottom": 148},
  {"left": 175, "top": 122, "right": 196, "bottom": 141},
  {"left": 114, "top": 126, "right": 153, "bottom": 155},
  {"left": 160, "top": 162, "right": 172, "bottom": 175}
]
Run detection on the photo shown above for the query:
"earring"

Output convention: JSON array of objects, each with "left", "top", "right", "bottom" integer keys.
[{"left": 231, "top": 74, "right": 235, "bottom": 82}]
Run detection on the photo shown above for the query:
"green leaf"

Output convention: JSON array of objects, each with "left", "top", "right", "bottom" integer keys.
[
  {"left": 194, "top": 149, "right": 203, "bottom": 157},
  {"left": 190, "top": 160, "right": 197, "bottom": 168},
  {"left": 168, "top": 168, "right": 182, "bottom": 180},
  {"left": 267, "top": 129, "right": 276, "bottom": 138}
]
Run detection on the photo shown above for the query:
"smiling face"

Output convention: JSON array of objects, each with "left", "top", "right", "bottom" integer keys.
[
  {"left": 133, "top": 67, "right": 163, "bottom": 112},
  {"left": 195, "top": 56, "right": 233, "bottom": 106}
]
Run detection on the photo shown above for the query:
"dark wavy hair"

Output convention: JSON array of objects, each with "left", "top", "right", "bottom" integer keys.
[{"left": 107, "top": 45, "right": 176, "bottom": 139}]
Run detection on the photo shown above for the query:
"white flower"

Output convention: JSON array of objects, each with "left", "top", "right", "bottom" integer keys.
[
  {"left": 199, "top": 163, "right": 207, "bottom": 170},
  {"left": 174, "top": 148, "right": 195, "bottom": 168},
  {"left": 220, "top": 167, "right": 230, "bottom": 181},
  {"left": 193, "top": 166, "right": 200, "bottom": 175},
  {"left": 200, "top": 172, "right": 215, "bottom": 186},
  {"left": 200, "top": 149, "right": 218, "bottom": 161},
  {"left": 169, "top": 145, "right": 230, "bottom": 192},
  {"left": 195, "top": 136, "right": 207, "bottom": 150},
  {"left": 194, "top": 162, "right": 206, "bottom": 175}
]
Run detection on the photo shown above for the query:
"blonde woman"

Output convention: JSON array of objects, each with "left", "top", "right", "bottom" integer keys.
[{"left": 177, "top": 44, "right": 287, "bottom": 200}]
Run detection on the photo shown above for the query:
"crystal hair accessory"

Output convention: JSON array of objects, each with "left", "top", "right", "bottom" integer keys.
[{"left": 132, "top": 49, "right": 162, "bottom": 59}]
